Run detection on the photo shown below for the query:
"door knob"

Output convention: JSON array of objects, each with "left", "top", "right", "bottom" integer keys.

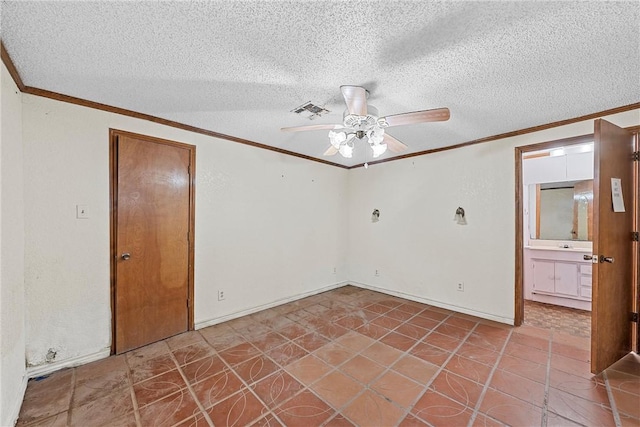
[
  {"left": 599, "top": 255, "right": 614, "bottom": 263},
  {"left": 583, "top": 254, "right": 592, "bottom": 261},
  {"left": 121, "top": 253, "right": 131, "bottom": 261}
]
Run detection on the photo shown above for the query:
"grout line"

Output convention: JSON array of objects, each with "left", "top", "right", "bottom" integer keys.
[
  {"left": 466, "top": 328, "right": 515, "bottom": 427},
  {"left": 65, "top": 368, "right": 76, "bottom": 427},
  {"left": 124, "top": 360, "right": 143, "bottom": 427},
  {"left": 603, "top": 370, "right": 623, "bottom": 427},
  {"left": 169, "top": 351, "right": 215, "bottom": 427},
  {"left": 540, "top": 329, "right": 554, "bottom": 427}
]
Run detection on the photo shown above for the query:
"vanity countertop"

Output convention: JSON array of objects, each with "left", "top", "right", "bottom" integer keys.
[{"left": 524, "top": 245, "right": 591, "bottom": 253}]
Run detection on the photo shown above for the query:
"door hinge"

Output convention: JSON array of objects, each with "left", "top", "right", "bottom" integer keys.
[
  {"left": 187, "top": 299, "right": 190, "bottom": 308},
  {"left": 632, "top": 231, "right": 639, "bottom": 242},
  {"left": 631, "top": 312, "right": 639, "bottom": 323},
  {"left": 633, "top": 151, "right": 639, "bottom": 161}
]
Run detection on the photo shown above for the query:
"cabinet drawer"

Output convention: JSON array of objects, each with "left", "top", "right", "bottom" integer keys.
[
  {"left": 580, "top": 264, "right": 592, "bottom": 275},
  {"left": 580, "top": 275, "right": 592, "bottom": 287},
  {"left": 581, "top": 286, "right": 592, "bottom": 299}
]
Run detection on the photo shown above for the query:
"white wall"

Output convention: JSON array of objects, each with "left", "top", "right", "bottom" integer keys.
[
  {"left": 0, "top": 64, "right": 27, "bottom": 425},
  {"left": 348, "top": 109, "right": 639, "bottom": 324},
  {"left": 21, "top": 94, "right": 349, "bottom": 368}
]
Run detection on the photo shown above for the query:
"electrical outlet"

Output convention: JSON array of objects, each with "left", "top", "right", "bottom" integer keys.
[
  {"left": 457, "top": 282, "right": 464, "bottom": 292},
  {"left": 333, "top": 267, "right": 337, "bottom": 274},
  {"left": 218, "top": 290, "right": 225, "bottom": 301},
  {"left": 375, "top": 269, "right": 380, "bottom": 277}
]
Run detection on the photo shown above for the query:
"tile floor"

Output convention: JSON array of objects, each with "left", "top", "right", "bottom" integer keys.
[
  {"left": 524, "top": 300, "right": 591, "bottom": 338},
  {"left": 16, "top": 285, "right": 640, "bottom": 427}
]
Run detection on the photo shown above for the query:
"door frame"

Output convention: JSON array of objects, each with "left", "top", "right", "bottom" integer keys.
[
  {"left": 514, "top": 133, "right": 595, "bottom": 326},
  {"left": 109, "top": 129, "right": 196, "bottom": 354},
  {"left": 514, "top": 126, "right": 640, "bottom": 340}
]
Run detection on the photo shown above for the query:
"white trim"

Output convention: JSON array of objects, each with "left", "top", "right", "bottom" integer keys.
[
  {"left": 195, "top": 281, "right": 348, "bottom": 330},
  {"left": 26, "top": 348, "right": 111, "bottom": 379},
  {"left": 350, "top": 281, "right": 514, "bottom": 325},
  {"left": 3, "top": 374, "right": 28, "bottom": 427}
]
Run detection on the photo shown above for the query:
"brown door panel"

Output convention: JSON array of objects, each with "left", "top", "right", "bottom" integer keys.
[
  {"left": 591, "top": 119, "right": 634, "bottom": 373},
  {"left": 112, "top": 132, "right": 194, "bottom": 354}
]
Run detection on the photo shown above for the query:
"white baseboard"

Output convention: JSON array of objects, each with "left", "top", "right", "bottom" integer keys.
[
  {"left": 350, "top": 281, "right": 514, "bottom": 325},
  {"left": 3, "top": 374, "right": 28, "bottom": 427},
  {"left": 195, "top": 281, "right": 349, "bottom": 330},
  {"left": 26, "top": 348, "right": 111, "bottom": 379}
]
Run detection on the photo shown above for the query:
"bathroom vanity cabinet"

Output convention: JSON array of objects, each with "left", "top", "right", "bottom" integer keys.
[{"left": 524, "top": 246, "right": 592, "bottom": 311}]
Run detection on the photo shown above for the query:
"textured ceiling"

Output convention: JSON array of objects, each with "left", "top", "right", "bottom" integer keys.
[{"left": 1, "top": 1, "right": 639, "bottom": 167}]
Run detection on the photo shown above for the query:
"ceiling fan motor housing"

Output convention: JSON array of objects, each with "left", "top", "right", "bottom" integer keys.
[{"left": 343, "top": 105, "right": 379, "bottom": 131}]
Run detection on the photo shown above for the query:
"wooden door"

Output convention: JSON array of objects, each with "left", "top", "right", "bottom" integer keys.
[
  {"left": 111, "top": 130, "right": 195, "bottom": 354},
  {"left": 591, "top": 119, "right": 635, "bottom": 373}
]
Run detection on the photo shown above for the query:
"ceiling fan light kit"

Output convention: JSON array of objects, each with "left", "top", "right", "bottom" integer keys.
[{"left": 281, "top": 85, "right": 450, "bottom": 160}]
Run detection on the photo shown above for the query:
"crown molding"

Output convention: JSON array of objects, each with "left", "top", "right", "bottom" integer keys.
[
  {"left": 2, "top": 40, "right": 637, "bottom": 170},
  {"left": 348, "top": 102, "right": 640, "bottom": 169}
]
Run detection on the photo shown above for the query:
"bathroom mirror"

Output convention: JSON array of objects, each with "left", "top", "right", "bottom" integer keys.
[{"left": 528, "top": 180, "right": 593, "bottom": 241}]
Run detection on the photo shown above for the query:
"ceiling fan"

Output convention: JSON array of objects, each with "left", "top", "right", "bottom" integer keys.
[{"left": 281, "top": 85, "right": 450, "bottom": 159}]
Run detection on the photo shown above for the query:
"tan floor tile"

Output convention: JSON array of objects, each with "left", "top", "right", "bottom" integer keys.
[
  {"left": 69, "top": 386, "right": 134, "bottom": 427},
  {"left": 370, "top": 370, "right": 424, "bottom": 408},
  {"left": 314, "top": 342, "right": 355, "bottom": 367},
  {"left": 391, "top": 354, "right": 439, "bottom": 384},
  {"left": 360, "top": 341, "right": 404, "bottom": 366},
  {"left": 285, "top": 354, "right": 333, "bottom": 386},
  {"left": 340, "top": 354, "right": 386, "bottom": 384},
  {"left": 166, "top": 330, "right": 205, "bottom": 350},
  {"left": 18, "top": 369, "right": 74, "bottom": 425},
  {"left": 310, "top": 370, "right": 362, "bottom": 408},
  {"left": 342, "top": 390, "right": 405, "bottom": 427},
  {"left": 334, "top": 331, "right": 376, "bottom": 352}
]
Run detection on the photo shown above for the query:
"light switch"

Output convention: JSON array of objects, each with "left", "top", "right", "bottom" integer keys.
[{"left": 76, "top": 204, "right": 89, "bottom": 219}]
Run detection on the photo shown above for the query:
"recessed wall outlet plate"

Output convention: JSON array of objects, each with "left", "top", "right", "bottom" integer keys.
[
  {"left": 218, "top": 290, "right": 225, "bottom": 301},
  {"left": 375, "top": 269, "right": 380, "bottom": 277},
  {"left": 457, "top": 283, "right": 464, "bottom": 292}
]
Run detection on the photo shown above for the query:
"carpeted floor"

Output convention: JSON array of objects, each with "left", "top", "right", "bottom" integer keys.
[{"left": 524, "top": 300, "right": 591, "bottom": 338}]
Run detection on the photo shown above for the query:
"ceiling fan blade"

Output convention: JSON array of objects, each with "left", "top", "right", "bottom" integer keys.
[
  {"left": 382, "top": 108, "right": 450, "bottom": 127},
  {"left": 281, "top": 124, "right": 341, "bottom": 132},
  {"left": 323, "top": 145, "right": 339, "bottom": 156},
  {"left": 383, "top": 133, "right": 409, "bottom": 153},
  {"left": 340, "top": 85, "right": 368, "bottom": 116}
]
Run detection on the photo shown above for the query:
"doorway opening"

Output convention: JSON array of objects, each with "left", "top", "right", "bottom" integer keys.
[{"left": 516, "top": 134, "right": 595, "bottom": 341}]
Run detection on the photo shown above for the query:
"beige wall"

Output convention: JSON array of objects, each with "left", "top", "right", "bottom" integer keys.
[
  {"left": 348, "top": 109, "right": 639, "bottom": 323},
  {"left": 21, "top": 93, "right": 349, "bottom": 370}
]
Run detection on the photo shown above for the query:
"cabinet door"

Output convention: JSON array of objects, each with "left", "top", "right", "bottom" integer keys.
[
  {"left": 554, "top": 262, "right": 579, "bottom": 296},
  {"left": 532, "top": 260, "right": 555, "bottom": 293}
]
